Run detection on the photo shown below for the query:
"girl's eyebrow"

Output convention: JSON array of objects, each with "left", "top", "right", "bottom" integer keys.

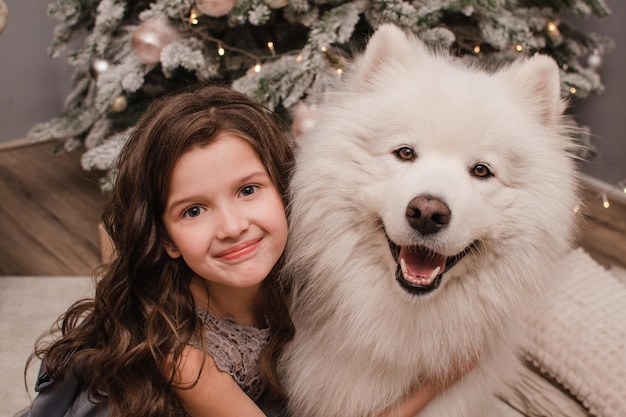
[{"left": 166, "top": 196, "right": 196, "bottom": 212}]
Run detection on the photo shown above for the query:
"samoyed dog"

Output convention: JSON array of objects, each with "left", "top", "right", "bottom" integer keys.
[{"left": 279, "top": 24, "right": 579, "bottom": 417}]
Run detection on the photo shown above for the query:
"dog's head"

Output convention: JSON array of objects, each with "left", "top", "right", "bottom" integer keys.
[{"left": 288, "top": 24, "right": 579, "bottom": 299}]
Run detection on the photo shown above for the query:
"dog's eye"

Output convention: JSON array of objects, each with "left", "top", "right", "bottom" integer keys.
[
  {"left": 471, "top": 163, "right": 493, "bottom": 178},
  {"left": 393, "top": 146, "right": 415, "bottom": 161}
]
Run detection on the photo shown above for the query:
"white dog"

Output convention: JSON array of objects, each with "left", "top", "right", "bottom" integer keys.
[{"left": 279, "top": 24, "right": 579, "bottom": 417}]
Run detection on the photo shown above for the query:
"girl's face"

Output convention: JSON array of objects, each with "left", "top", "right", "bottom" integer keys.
[{"left": 162, "top": 132, "right": 288, "bottom": 299}]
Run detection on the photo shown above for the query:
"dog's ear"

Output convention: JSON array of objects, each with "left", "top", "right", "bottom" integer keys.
[
  {"left": 504, "top": 54, "right": 565, "bottom": 126},
  {"left": 350, "top": 24, "right": 423, "bottom": 92}
]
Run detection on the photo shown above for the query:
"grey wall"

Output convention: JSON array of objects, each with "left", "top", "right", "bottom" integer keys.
[
  {"left": 569, "top": 1, "right": 626, "bottom": 186},
  {"left": 0, "top": 1, "right": 624, "bottom": 185},
  {"left": 0, "top": 0, "right": 72, "bottom": 143}
]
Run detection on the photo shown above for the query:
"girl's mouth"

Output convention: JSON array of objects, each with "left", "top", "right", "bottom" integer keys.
[{"left": 217, "top": 238, "right": 262, "bottom": 261}]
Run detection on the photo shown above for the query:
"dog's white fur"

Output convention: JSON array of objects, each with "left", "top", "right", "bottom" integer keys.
[{"left": 279, "top": 24, "right": 580, "bottom": 417}]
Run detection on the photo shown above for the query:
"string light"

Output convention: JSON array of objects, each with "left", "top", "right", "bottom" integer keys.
[
  {"left": 473, "top": 45, "right": 481, "bottom": 54},
  {"left": 321, "top": 45, "right": 347, "bottom": 73},
  {"left": 181, "top": 9, "right": 334, "bottom": 80},
  {"left": 577, "top": 178, "right": 626, "bottom": 215},
  {"left": 547, "top": 21, "right": 559, "bottom": 35},
  {"left": 184, "top": 17, "right": 304, "bottom": 74},
  {"left": 601, "top": 193, "right": 610, "bottom": 209},
  {"left": 569, "top": 87, "right": 577, "bottom": 95},
  {"left": 515, "top": 44, "right": 523, "bottom": 53},
  {"left": 189, "top": 8, "right": 199, "bottom": 25}
]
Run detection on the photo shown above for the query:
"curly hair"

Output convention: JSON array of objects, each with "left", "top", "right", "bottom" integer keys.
[{"left": 28, "top": 84, "right": 295, "bottom": 417}]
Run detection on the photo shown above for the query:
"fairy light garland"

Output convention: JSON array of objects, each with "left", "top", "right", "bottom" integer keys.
[
  {"left": 181, "top": 11, "right": 307, "bottom": 74},
  {"left": 179, "top": 12, "right": 591, "bottom": 94},
  {"left": 581, "top": 178, "right": 626, "bottom": 214}
]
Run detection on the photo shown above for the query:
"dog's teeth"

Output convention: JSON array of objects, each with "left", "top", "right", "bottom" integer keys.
[
  {"left": 400, "top": 258, "right": 408, "bottom": 275},
  {"left": 429, "top": 266, "right": 441, "bottom": 281},
  {"left": 400, "top": 258, "right": 440, "bottom": 285}
]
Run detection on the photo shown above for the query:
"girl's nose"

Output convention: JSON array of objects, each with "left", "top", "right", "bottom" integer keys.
[{"left": 215, "top": 205, "right": 249, "bottom": 239}]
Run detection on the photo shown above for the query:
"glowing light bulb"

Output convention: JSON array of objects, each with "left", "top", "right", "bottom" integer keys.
[
  {"left": 218, "top": 43, "right": 225, "bottom": 56},
  {"left": 473, "top": 45, "right": 481, "bottom": 54},
  {"left": 267, "top": 41, "right": 276, "bottom": 56},
  {"left": 547, "top": 22, "right": 558, "bottom": 33},
  {"left": 602, "top": 193, "right": 610, "bottom": 209},
  {"left": 189, "top": 8, "right": 199, "bottom": 24},
  {"left": 255, "top": 63, "right": 261, "bottom": 73}
]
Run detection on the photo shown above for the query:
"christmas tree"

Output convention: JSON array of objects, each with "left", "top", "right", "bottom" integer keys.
[{"left": 29, "top": 0, "right": 612, "bottom": 191}]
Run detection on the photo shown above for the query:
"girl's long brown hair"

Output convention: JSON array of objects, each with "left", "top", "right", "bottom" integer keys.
[{"left": 27, "top": 84, "right": 295, "bottom": 416}]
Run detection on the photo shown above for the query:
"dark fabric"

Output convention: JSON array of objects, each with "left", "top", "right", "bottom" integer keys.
[{"left": 14, "top": 360, "right": 107, "bottom": 417}]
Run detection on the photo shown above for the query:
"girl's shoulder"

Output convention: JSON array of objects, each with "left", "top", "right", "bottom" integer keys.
[{"left": 191, "top": 307, "right": 271, "bottom": 401}]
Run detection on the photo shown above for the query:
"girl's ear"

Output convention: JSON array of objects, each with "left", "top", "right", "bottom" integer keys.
[{"left": 163, "top": 241, "right": 181, "bottom": 259}]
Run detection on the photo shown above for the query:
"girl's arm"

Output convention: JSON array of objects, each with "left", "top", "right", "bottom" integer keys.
[
  {"left": 378, "top": 354, "right": 480, "bottom": 417},
  {"left": 173, "top": 345, "right": 266, "bottom": 417},
  {"left": 174, "top": 345, "right": 478, "bottom": 417},
  {"left": 376, "top": 383, "right": 439, "bottom": 417}
]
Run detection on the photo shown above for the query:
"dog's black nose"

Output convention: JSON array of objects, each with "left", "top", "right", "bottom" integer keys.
[{"left": 406, "top": 195, "right": 451, "bottom": 235}]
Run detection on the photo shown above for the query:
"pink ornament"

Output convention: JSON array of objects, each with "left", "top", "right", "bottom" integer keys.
[
  {"left": 290, "top": 102, "right": 318, "bottom": 144},
  {"left": 196, "top": 0, "right": 237, "bottom": 17},
  {"left": 131, "top": 17, "right": 179, "bottom": 64}
]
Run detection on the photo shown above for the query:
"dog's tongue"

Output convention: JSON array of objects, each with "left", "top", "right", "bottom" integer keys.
[{"left": 399, "top": 246, "right": 446, "bottom": 285}]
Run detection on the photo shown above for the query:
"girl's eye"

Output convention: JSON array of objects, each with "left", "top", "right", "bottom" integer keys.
[
  {"left": 183, "top": 206, "right": 204, "bottom": 218},
  {"left": 471, "top": 163, "right": 493, "bottom": 178},
  {"left": 240, "top": 185, "right": 259, "bottom": 197},
  {"left": 393, "top": 146, "right": 416, "bottom": 161}
]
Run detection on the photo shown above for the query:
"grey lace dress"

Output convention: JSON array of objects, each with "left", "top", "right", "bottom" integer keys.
[{"left": 190, "top": 307, "right": 272, "bottom": 402}]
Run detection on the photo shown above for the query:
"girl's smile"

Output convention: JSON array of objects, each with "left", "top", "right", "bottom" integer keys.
[{"left": 215, "top": 238, "right": 263, "bottom": 261}]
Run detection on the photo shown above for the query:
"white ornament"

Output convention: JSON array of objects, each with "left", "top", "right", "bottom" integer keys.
[
  {"left": 196, "top": 0, "right": 237, "bottom": 17},
  {"left": 264, "top": 0, "right": 289, "bottom": 9},
  {"left": 587, "top": 51, "right": 602, "bottom": 69},
  {"left": 90, "top": 58, "right": 110, "bottom": 78},
  {"left": 131, "top": 17, "right": 179, "bottom": 64}
]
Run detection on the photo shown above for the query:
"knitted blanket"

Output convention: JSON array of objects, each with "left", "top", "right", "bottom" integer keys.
[{"left": 504, "top": 248, "right": 626, "bottom": 416}]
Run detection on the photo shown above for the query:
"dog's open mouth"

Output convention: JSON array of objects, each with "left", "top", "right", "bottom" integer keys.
[{"left": 388, "top": 240, "right": 474, "bottom": 295}]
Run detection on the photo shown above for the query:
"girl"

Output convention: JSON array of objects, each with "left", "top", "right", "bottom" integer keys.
[{"left": 22, "top": 85, "right": 469, "bottom": 417}]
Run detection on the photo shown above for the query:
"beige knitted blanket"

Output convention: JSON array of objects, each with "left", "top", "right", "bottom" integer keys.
[{"left": 504, "top": 248, "right": 626, "bottom": 416}]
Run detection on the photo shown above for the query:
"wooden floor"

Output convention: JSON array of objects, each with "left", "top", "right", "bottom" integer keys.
[
  {"left": 0, "top": 142, "right": 625, "bottom": 276},
  {"left": 578, "top": 177, "right": 626, "bottom": 270},
  {"left": 0, "top": 143, "right": 105, "bottom": 275}
]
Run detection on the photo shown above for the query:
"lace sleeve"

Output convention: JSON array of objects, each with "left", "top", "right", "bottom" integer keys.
[{"left": 190, "top": 308, "right": 272, "bottom": 402}]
